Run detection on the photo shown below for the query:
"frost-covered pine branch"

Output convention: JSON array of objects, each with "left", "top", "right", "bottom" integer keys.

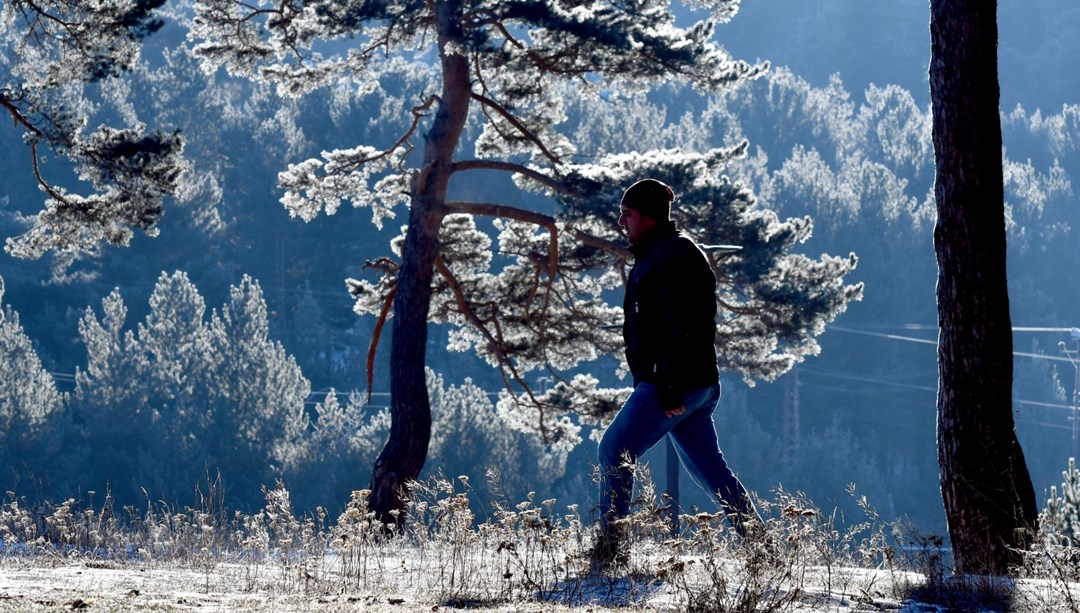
[{"left": 1, "top": 0, "right": 185, "bottom": 257}]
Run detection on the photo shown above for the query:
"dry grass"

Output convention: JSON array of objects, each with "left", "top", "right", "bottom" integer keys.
[{"left": 0, "top": 473, "right": 1077, "bottom": 612}]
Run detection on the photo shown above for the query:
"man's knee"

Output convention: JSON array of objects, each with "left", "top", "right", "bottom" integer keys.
[{"left": 598, "top": 434, "right": 630, "bottom": 468}]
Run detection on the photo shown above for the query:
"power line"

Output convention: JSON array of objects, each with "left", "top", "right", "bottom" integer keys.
[
  {"left": 801, "top": 373, "right": 1076, "bottom": 412},
  {"left": 800, "top": 347, "right": 1079, "bottom": 416},
  {"left": 800, "top": 368, "right": 936, "bottom": 392},
  {"left": 835, "top": 324, "right": 1077, "bottom": 334},
  {"left": 1016, "top": 416, "right": 1079, "bottom": 432},
  {"left": 1014, "top": 351, "right": 1074, "bottom": 364},
  {"left": 799, "top": 381, "right": 929, "bottom": 395},
  {"left": 830, "top": 325, "right": 1078, "bottom": 363},
  {"left": 829, "top": 325, "right": 937, "bottom": 346},
  {"left": 801, "top": 364, "right": 936, "bottom": 382},
  {"left": 1015, "top": 398, "right": 1077, "bottom": 412}
]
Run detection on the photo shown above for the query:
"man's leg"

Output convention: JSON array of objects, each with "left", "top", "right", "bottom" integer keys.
[
  {"left": 597, "top": 382, "right": 676, "bottom": 525},
  {"left": 669, "top": 384, "right": 761, "bottom": 536},
  {"left": 591, "top": 383, "right": 679, "bottom": 570}
]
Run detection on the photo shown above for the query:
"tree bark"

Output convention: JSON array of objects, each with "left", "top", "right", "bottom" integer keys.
[
  {"left": 368, "top": 0, "right": 472, "bottom": 524},
  {"left": 929, "top": 0, "right": 1038, "bottom": 575}
]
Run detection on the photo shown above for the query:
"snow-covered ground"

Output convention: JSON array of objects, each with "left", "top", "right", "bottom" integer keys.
[
  {"left": 0, "top": 555, "right": 1074, "bottom": 612},
  {"left": 1, "top": 486, "right": 1076, "bottom": 612}
]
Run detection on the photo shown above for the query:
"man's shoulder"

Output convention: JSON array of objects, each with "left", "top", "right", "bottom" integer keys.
[
  {"left": 634, "top": 233, "right": 707, "bottom": 279},
  {"left": 664, "top": 231, "right": 707, "bottom": 260},
  {"left": 634, "top": 226, "right": 705, "bottom": 264},
  {"left": 673, "top": 231, "right": 702, "bottom": 249}
]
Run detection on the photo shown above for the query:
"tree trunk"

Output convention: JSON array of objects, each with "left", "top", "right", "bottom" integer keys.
[
  {"left": 929, "top": 0, "right": 1038, "bottom": 575},
  {"left": 368, "top": 0, "right": 472, "bottom": 524}
]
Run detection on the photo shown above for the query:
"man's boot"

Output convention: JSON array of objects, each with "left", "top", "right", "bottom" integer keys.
[{"left": 585, "top": 521, "right": 629, "bottom": 573}]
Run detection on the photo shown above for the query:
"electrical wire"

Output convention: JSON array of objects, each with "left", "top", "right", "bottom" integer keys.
[{"left": 830, "top": 324, "right": 1079, "bottom": 364}]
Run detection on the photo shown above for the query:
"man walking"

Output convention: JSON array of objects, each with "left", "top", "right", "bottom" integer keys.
[{"left": 592, "top": 178, "right": 761, "bottom": 569}]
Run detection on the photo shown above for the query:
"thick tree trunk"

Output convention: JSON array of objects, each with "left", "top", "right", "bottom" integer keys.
[
  {"left": 368, "top": 0, "right": 472, "bottom": 524},
  {"left": 929, "top": 0, "right": 1037, "bottom": 575}
]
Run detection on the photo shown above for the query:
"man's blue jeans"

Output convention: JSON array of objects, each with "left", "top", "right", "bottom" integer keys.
[{"left": 598, "top": 382, "right": 759, "bottom": 535}]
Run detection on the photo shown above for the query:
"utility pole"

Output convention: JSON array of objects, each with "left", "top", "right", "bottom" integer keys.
[
  {"left": 666, "top": 438, "right": 680, "bottom": 536},
  {"left": 1059, "top": 327, "right": 1080, "bottom": 460},
  {"left": 781, "top": 365, "right": 801, "bottom": 468}
]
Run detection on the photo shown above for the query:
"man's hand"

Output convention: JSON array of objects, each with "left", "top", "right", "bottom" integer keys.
[{"left": 664, "top": 405, "right": 686, "bottom": 418}]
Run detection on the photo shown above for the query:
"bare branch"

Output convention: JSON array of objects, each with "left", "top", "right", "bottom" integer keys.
[
  {"left": 443, "top": 200, "right": 557, "bottom": 342},
  {"left": 434, "top": 255, "right": 558, "bottom": 442},
  {"left": 445, "top": 200, "right": 554, "bottom": 229},
  {"left": 450, "top": 159, "right": 581, "bottom": 197},
  {"left": 572, "top": 230, "right": 630, "bottom": 260},
  {"left": 462, "top": 9, "right": 525, "bottom": 49},
  {"left": 366, "top": 284, "right": 396, "bottom": 401},
  {"left": 445, "top": 200, "right": 631, "bottom": 260},
  {"left": 2, "top": 95, "right": 76, "bottom": 204},
  {"left": 1, "top": 93, "right": 42, "bottom": 135},
  {"left": 29, "top": 140, "right": 68, "bottom": 203},
  {"left": 471, "top": 91, "right": 562, "bottom": 165},
  {"left": 716, "top": 298, "right": 766, "bottom": 317},
  {"left": 360, "top": 256, "right": 400, "bottom": 277},
  {"left": 333, "top": 95, "right": 437, "bottom": 175}
]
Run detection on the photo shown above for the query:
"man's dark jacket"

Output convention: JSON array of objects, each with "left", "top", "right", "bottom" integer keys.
[{"left": 623, "top": 220, "right": 720, "bottom": 411}]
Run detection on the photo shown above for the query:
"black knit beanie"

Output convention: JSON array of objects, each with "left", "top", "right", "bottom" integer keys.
[{"left": 621, "top": 179, "right": 674, "bottom": 221}]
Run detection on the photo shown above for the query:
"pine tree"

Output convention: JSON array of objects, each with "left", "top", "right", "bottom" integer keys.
[
  {"left": 188, "top": 0, "right": 863, "bottom": 521},
  {"left": 73, "top": 273, "right": 213, "bottom": 500},
  {"left": 1041, "top": 457, "right": 1080, "bottom": 546},
  {"left": 0, "top": 275, "right": 65, "bottom": 483},
  {"left": 291, "top": 389, "right": 390, "bottom": 507},
  {"left": 206, "top": 275, "right": 311, "bottom": 478},
  {"left": 74, "top": 272, "right": 311, "bottom": 508},
  {"left": 73, "top": 287, "right": 158, "bottom": 497},
  {"left": 426, "top": 369, "right": 558, "bottom": 501}
]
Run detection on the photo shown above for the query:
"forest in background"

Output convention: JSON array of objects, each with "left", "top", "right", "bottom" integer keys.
[{"left": 2, "top": 0, "right": 1080, "bottom": 536}]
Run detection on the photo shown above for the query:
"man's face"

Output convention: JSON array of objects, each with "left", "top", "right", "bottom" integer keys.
[{"left": 619, "top": 203, "right": 656, "bottom": 245}]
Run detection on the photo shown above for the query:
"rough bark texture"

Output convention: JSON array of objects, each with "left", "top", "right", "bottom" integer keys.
[
  {"left": 929, "top": 0, "right": 1038, "bottom": 575},
  {"left": 368, "top": 0, "right": 471, "bottom": 524}
]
